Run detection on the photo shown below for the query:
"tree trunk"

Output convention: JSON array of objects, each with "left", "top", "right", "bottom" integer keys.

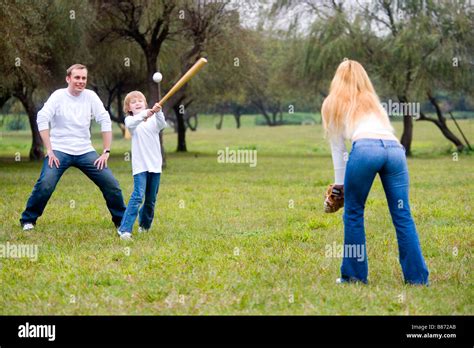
[
  {"left": 262, "top": 113, "right": 273, "bottom": 126},
  {"left": 26, "top": 108, "right": 44, "bottom": 160},
  {"left": 400, "top": 115, "right": 413, "bottom": 156},
  {"left": 216, "top": 113, "right": 224, "bottom": 130},
  {"left": 233, "top": 111, "right": 241, "bottom": 129},
  {"left": 399, "top": 96, "right": 413, "bottom": 156},
  {"left": 252, "top": 99, "right": 273, "bottom": 126},
  {"left": 15, "top": 91, "right": 43, "bottom": 160},
  {"left": 418, "top": 112, "right": 465, "bottom": 151},
  {"left": 116, "top": 86, "right": 126, "bottom": 137},
  {"left": 174, "top": 104, "right": 187, "bottom": 152},
  {"left": 417, "top": 94, "right": 465, "bottom": 151},
  {"left": 146, "top": 55, "right": 159, "bottom": 102},
  {"left": 186, "top": 112, "right": 198, "bottom": 131},
  {"left": 145, "top": 53, "right": 167, "bottom": 165},
  {"left": 272, "top": 112, "right": 277, "bottom": 125},
  {"left": 116, "top": 84, "right": 124, "bottom": 122}
]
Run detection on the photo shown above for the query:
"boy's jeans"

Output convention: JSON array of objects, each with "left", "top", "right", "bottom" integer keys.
[
  {"left": 20, "top": 150, "right": 126, "bottom": 227},
  {"left": 341, "top": 139, "right": 429, "bottom": 285},
  {"left": 119, "top": 172, "right": 161, "bottom": 233}
]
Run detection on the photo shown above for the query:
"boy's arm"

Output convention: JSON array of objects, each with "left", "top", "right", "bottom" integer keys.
[
  {"left": 125, "top": 110, "right": 148, "bottom": 131},
  {"left": 148, "top": 103, "right": 167, "bottom": 131},
  {"left": 154, "top": 110, "right": 168, "bottom": 131}
]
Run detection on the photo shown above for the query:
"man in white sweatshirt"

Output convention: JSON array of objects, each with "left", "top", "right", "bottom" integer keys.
[{"left": 20, "top": 64, "right": 126, "bottom": 230}]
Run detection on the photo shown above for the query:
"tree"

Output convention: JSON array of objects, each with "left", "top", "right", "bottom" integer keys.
[
  {"left": 360, "top": 0, "right": 471, "bottom": 153},
  {"left": 161, "top": 1, "right": 243, "bottom": 150},
  {"left": 409, "top": 0, "right": 473, "bottom": 151},
  {"left": 240, "top": 30, "right": 302, "bottom": 127},
  {"left": 183, "top": 11, "right": 252, "bottom": 130},
  {"left": 96, "top": 0, "right": 177, "bottom": 162},
  {"left": 88, "top": 37, "right": 146, "bottom": 136},
  {"left": 273, "top": 0, "right": 473, "bottom": 154},
  {"left": 97, "top": 0, "right": 243, "bottom": 152},
  {"left": 0, "top": 0, "right": 92, "bottom": 160}
]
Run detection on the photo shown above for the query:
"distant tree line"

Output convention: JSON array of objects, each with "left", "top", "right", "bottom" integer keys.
[{"left": 0, "top": 0, "right": 472, "bottom": 160}]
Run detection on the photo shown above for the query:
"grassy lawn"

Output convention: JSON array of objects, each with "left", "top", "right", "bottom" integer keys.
[{"left": 0, "top": 117, "right": 472, "bottom": 315}]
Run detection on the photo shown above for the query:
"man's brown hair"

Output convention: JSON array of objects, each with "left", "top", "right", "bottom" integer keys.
[{"left": 66, "top": 64, "right": 87, "bottom": 77}]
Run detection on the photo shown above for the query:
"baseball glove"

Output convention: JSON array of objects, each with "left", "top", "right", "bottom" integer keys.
[{"left": 324, "top": 184, "right": 344, "bottom": 213}]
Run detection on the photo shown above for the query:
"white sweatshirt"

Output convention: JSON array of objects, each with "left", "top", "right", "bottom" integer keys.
[
  {"left": 330, "top": 113, "right": 398, "bottom": 184},
  {"left": 36, "top": 88, "right": 112, "bottom": 155},
  {"left": 125, "top": 110, "right": 167, "bottom": 175}
]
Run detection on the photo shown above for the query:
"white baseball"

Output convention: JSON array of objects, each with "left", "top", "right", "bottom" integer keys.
[{"left": 153, "top": 72, "right": 162, "bottom": 83}]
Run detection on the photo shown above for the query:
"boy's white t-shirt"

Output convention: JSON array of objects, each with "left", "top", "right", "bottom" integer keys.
[
  {"left": 36, "top": 88, "right": 112, "bottom": 155},
  {"left": 125, "top": 110, "right": 167, "bottom": 176}
]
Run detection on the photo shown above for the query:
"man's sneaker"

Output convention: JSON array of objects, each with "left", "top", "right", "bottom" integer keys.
[
  {"left": 138, "top": 226, "right": 149, "bottom": 233},
  {"left": 119, "top": 232, "right": 133, "bottom": 241},
  {"left": 22, "top": 223, "right": 34, "bottom": 231}
]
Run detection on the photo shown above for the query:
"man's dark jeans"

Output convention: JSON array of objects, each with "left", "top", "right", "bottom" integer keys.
[{"left": 20, "top": 150, "right": 126, "bottom": 227}]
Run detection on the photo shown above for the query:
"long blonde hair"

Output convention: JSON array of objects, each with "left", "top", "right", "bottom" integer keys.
[{"left": 321, "top": 59, "right": 392, "bottom": 138}]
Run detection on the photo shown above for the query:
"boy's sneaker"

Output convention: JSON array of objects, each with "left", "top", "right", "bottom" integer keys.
[
  {"left": 119, "top": 232, "right": 133, "bottom": 241},
  {"left": 22, "top": 223, "right": 34, "bottom": 231},
  {"left": 336, "top": 277, "right": 367, "bottom": 285},
  {"left": 117, "top": 229, "right": 132, "bottom": 241},
  {"left": 138, "top": 226, "right": 149, "bottom": 233}
]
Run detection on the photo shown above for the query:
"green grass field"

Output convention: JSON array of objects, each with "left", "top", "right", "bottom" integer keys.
[{"left": 0, "top": 116, "right": 472, "bottom": 315}]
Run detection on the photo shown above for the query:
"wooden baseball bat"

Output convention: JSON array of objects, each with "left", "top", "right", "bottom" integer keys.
[{"left": 158, "top": 58, "right": 208, "bottom": 107}]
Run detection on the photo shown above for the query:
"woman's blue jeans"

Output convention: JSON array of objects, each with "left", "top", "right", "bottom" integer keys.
[
  {"left": 119, "top": 172, "right": 161, "bottom": 233},
  {"left": 341, "top": 139, "right": 429, "bottom": 285}
]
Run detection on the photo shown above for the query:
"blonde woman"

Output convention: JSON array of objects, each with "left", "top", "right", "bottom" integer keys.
[{"left": 321, "top": 59, "right": 429, "bottom": 285}]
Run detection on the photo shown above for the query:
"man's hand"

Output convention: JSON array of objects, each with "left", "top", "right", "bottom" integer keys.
[
  {"left": 47, "top": 150, "right": 60, "bottom": 169},
  {"left": 94, "top": 152, "right": 109, "bottom": 170}
]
